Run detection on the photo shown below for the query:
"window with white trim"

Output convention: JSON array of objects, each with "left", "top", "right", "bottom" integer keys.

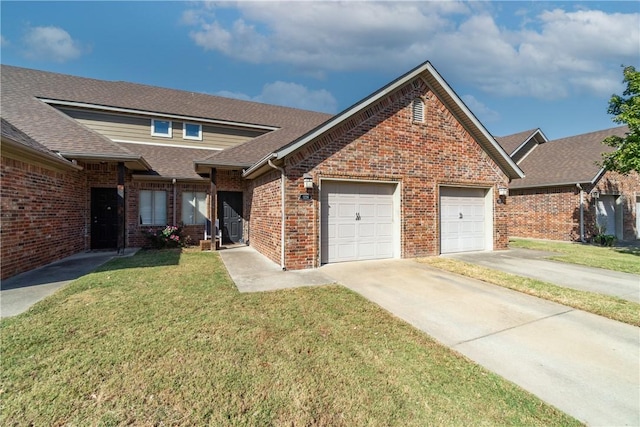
[
  {"left": 183, "top": 123, "right": 202, "bottom": 141},
  {"left": 151, "top": 119, "right": 172, "bottom": 137},
  {"left": 412, "top": 98, "right": 424, "bottom": 123},
  {"left": 139, "top": 190, "right": 167, "bottom": 225},
  {"left": 182, "top": 192, "right": 208, "bottom": 225}
]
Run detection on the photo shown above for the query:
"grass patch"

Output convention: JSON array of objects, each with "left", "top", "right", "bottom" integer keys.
[
  {"left": 0, "top": 250, "right": 580, "bottom": 426},
  {"left": 420, "top": 257, "right": 640, "bottom": 327},
  {"left": 510, "top": 238, "right": 640, "bottom": 274}
]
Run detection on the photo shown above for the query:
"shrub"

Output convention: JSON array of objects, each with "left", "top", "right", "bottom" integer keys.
[{"left": 143, "top": 225, "right": 186, "bottom": 249}]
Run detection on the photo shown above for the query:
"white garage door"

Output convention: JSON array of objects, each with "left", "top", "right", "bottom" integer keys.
[
  {"left": 440, "top": 187, "right": 487, "bottom": 254},
  {"left": 596, "top": 195, "right": 616, "bottom": 236},
  {"left": 321, "top": 181, "right": 395, "bottom": 263}
]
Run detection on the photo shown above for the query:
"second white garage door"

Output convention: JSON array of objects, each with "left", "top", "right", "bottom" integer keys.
[
  {"left": 440, "top": 187, "right": 487, "bottom": 254},
  {"left": 321, "top": 181, "right": 396, "bottom": 263}
]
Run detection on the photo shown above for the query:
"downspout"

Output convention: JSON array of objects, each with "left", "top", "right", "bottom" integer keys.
[
  {"left": 268, "top": 158, "right": 286, "bottom": 270},
  {"left": 172, "top": 178, "right": 177, "bottom": 226},
  {"left": 576, "top": 183, "right": 585, "bottom": 242}
]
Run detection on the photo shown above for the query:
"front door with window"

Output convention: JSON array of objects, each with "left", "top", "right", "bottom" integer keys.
[
  {"left": 218, "top": 191, "right": 243, "bottom": 244},
  {"left": 91, "top": 188, "right": 118, "bottom": 249}
]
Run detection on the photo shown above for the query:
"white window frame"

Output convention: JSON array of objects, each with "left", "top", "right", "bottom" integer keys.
[
  {"left": 183, "top": 123, "right": 202, "bottom": 141},
  {"left": 151, "top": 119, "right": 172, "bottom": 138},
  {"left": 182, "top": 191, "right": 208, "bottom": 225},
  {"left": 139, "top": 190, "right": 167, "bottom": 225}
]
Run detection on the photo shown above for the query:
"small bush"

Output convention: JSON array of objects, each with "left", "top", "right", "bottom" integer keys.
[
  {"left": 594, "top": 234, "right": 616, "bottom": 247},
  {"left": 143, "top": 225, "right": 186, "bottom": 249}
]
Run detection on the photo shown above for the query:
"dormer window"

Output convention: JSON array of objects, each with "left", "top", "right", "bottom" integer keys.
[
  {"left": 151, "top": 119, "right": 172, "bottom": 137},
  {"left": 412, "top": 98, "right": 424, "bottom": 123},
  {"left": 183, "top": 123, "right": 202, "bottom": 141}
]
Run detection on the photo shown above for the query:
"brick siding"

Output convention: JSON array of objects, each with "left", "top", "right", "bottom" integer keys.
[
  {"left": 508, "top": 171, "right": 639, "bottom": 242},
  {"left": 1, "top": 156, "right": 87, "bottom": 279},
  {"left": 254, "top": 77, "right": 510, "bottom": 270}
]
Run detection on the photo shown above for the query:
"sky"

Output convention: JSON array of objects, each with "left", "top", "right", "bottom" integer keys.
[{"left": 1, "top": 1, "right": 639, "bottom": 140}]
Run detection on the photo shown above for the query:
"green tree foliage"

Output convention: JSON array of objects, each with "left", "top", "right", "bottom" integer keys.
[{"left": 601, "top": 65, "right": 640, "bottom": 174}]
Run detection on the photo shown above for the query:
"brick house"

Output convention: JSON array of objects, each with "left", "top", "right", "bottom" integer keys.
[
  {"left": 1, "top": 61, "right": 523, "bottom": 278},
  {"left": 498, "top": 127, "right": 640, "bottom": 242}
]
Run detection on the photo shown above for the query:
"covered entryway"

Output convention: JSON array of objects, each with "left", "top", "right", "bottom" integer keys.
[
  {"left": 321, "top": 181, "right": 397, "bottom": 264},
  {"left": 218, "top": 191, "right": 243, "bottom": 244},
  {"left": 440, "top": 187, "right": 489, "bottom": 254},
  {"left": 91, "top": 188, "right": 118, "bottom": 249}
]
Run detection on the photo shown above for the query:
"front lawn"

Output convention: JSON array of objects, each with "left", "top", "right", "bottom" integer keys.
[
  {"left": 0, "top": 250, "right": 579, "bottom": 426},
  {"left": 510, "top": 238, "right": 640, "bottom": 274}
]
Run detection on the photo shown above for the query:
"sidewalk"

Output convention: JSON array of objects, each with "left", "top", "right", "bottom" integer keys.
[{"left": 1, "top": 248, "right": 140, "bottom": 318}]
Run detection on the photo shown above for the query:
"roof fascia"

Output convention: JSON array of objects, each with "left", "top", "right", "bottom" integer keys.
[
  {"left": 510, "top": 128, "right": 548, "bottom": 159},
  {"left": 270, "top": 61, "right": 524, "bottom": 180},
  {"left": 1, "top": 138, "right": 83, "bottom": 171},
  {"left": 273, "top": 61, "right": 433, "bottom": 161},
  {"left": 424, "top": 64, "right": 524, "bottom": 179},
  {"left": 591, "top": 167, "right": 607, "bottom": 185},
  {"left": 242, "top": 153, "right": 278, "bottom": 179},
  {"left": 511, "top": 180, "right": 591, "bottom": 189},
  {"left": 40, "top": 98, "right": 279, "bottom": 132},
  {"left": 131, "top": 174, "right": 207, "bottom": 182},
  {"left": 58, "top": 151, "right": 152, "bottom": 171}
]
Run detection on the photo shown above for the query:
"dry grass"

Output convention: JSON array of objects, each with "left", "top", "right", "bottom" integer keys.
[
  {"left": 1, "top": 250, "right": 580, "bottom": 426},
  {"left": 510, "top": 238, "right": 640, "bottom": 274},
  {"left": 420, "top": 257, "right": 640, "bottom": 327}
]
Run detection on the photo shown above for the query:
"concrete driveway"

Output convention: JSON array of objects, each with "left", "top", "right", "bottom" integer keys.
[
  {"left": 321, "top": 258, "right": 640, "bottom": 427},
  {"left": 445, "top": 248, "right": 640, "bottom": 303}
]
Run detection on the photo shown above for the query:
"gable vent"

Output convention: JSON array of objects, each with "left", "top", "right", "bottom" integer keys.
[{"left": 412, "top": 98, "right": 424, "bottom": 122}]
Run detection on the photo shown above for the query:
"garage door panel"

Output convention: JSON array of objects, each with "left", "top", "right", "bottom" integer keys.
[
  {"left": 440, "top": 187, "right": 487, "bottom": 254},
  {"left": 322, "top": 181, "right": 396, "bottom": 263}
]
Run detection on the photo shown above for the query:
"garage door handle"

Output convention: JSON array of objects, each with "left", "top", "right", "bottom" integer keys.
[
  {"left": 459, "top": 213, "right": 463, "bottom": 219},
  {"left": 356, "top": 213, "right": 361, "bottom": 221}
]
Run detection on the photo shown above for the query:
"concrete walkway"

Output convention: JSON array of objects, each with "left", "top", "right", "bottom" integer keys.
[
  {"left": 218, "top": 246, "right": 639, "bottom": 426},
  {"left": 1, "top": 248, "right": 140, "bottom": 318},
  {"left": 218, "top": 245, "right": 334, "bottom": 292},
  {"left": 446, "top": 248, "right": 640, "bottom": 303}
]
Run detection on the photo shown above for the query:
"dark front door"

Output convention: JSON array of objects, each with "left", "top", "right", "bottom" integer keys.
[
  {"left": 91, "top": 188, "right": 118, "bottom": 249},
  {"left": 218, "top": 191, "right": 243, "bottom": 244}
]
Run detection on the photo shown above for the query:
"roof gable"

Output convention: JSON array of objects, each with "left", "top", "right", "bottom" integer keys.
[
  {"left": 511, "top": 125, "right": 629, "bottom": 188},
  {"left": 240, "top": 61, "right": 524, "bottom": 180}
]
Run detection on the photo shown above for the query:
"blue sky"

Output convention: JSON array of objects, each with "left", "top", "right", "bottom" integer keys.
[{"left": 1, "top": 1, "right": 639, "bottom": 140}]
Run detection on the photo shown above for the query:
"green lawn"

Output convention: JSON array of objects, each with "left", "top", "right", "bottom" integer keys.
[
  {"left": 510, "top": 238, "right": 640, "bottom": 274},
  {"left": 0, "top": 250, "right": 579, "bottom": 426}
]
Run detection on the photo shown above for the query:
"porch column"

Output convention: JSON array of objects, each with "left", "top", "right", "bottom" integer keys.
[
  {"left": 117, "top": 162, "right": 126, "bottom": 253},
  {"left": 210, "top": 168, "right": 217, "bottom": 248}
]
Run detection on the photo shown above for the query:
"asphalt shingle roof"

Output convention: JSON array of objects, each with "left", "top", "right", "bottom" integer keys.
[
  {"left": 1, "top": 65, "right": 331, "bottom": 176},
  {"left": 511, "top": 125, "right": 629, "bottom": 188},
  {"left": 495, "top": 129, "right": 538, "bottom": 155}
]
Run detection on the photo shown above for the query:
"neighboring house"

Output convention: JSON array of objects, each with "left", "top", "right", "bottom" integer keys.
[
  {"left": 1, "top": 61, "right": 523, "bottom": 279},
  {"left": 497, "top": 126, "right": 640, "bottom": 242}
]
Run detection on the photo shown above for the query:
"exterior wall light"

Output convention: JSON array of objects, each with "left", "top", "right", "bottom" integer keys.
[
  {"left": 498, "top": 187, "right": 508, "bottom": 196},
  {"left": 303, "top": 173, "right": 314, "bottom": 190}
]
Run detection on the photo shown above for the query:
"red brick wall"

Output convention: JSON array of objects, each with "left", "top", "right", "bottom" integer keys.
[
  {"left": 508, "top": 171, "right": 639, "bottom": 242},
  {"left": 247, "top": 170, "right": 282, "bottom": 266},
  {"left": 508, "top": 186, "right": 581, "bottom": 241},
  {"left": 265, "top": 77, "right": 510, "bottom": 270},
  {"left": 1, "top": 155, "right": 87, "bottom": 279}
]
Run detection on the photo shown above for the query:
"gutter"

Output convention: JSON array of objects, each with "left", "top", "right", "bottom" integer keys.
[
  {"left": 267, "top": 158, "right": 286, "bottom": 270},
  {"left": 59, "top": 152, "right": 153, "bottom": 170}
]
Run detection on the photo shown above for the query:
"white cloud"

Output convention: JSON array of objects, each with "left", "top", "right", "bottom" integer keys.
[
  {"left": 1, "top": 35, "right": 9, "bottom": 47},
  {"left": 461, "top": 95, "right": 501, "bottom": 123},
  {"left": 217, "top": 81, "right": 338, "bottom": 113},
  {"left": 22, "top": 26, "right": 86, "bottom": 62},
  {"left": 184, "top": 3, "right": 639, "bottom": 100}
]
